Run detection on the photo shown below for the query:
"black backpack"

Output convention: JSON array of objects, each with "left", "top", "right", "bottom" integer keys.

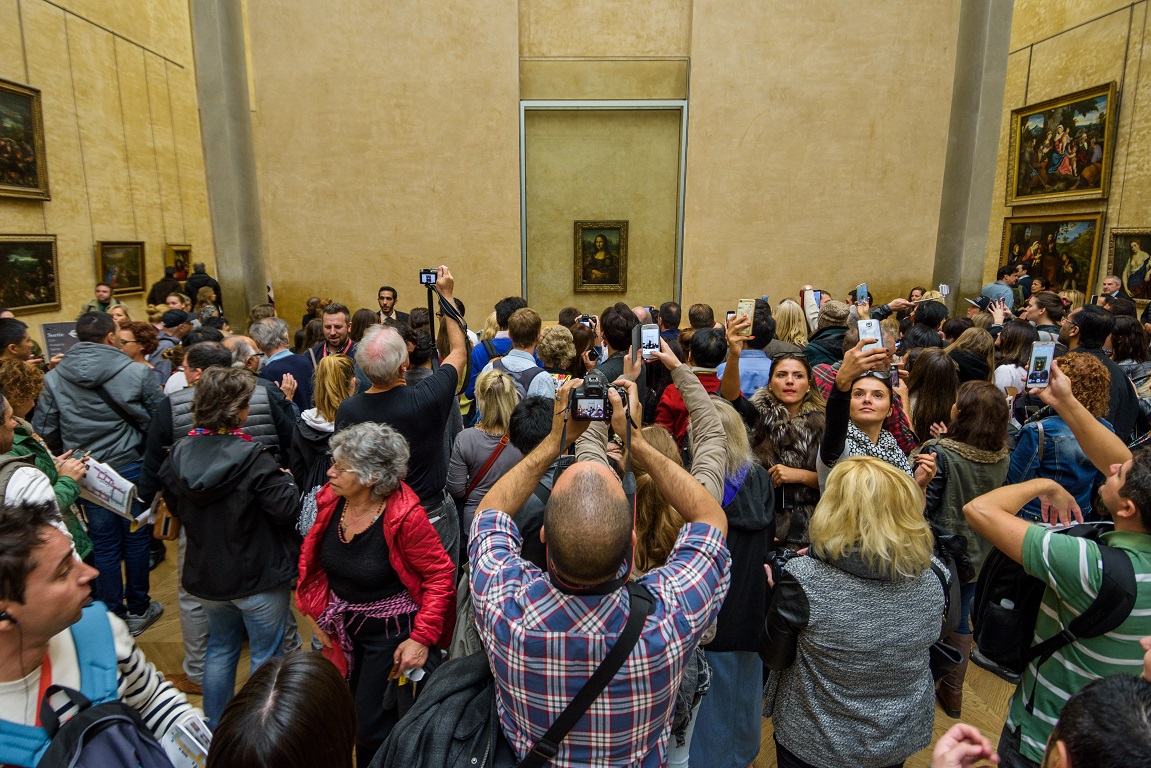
[
  {"left": 971, "top": 522, "right": 1138, "bottom": 692},
  {"left": 0, "top": 604, "right": 176, "bottom": 768}
]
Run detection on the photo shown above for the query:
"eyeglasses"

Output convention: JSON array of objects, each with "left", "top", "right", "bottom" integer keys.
[
  {"left": 328, "top": 458, "right": 357, "bottom": 474},
  {"left": 118, "top": 338, "right": 137, "bottom": 347},
  {"left": 771, "top": 352, "right": 807, "bottom": 362}
]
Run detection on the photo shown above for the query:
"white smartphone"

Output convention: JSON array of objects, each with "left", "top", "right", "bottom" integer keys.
[
  {"left": 1027, "top": 341, "right": 1056, "bottom": 388},
  {"left": 640, "top": 323, "right": 660, "bottom": 359},
  {"left": 858, "top": 319, "right": 883, "bottom": 352},
  {"left": 736, "top": 299, "right": 755, "bottom": 336}
]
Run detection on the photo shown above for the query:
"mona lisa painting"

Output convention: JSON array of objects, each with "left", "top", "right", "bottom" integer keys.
[{"left": 574, "top": 220, "right": 628, "bottom": 292}]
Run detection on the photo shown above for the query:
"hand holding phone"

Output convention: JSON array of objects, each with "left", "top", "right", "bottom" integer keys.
[
  {"left": 1027, "top": 341, "right": 1056, "bottom": 388},
  {"left": 639, "top": 324, "right": 660, "bottom": 359},
  {"left": 858, "top": 319, "right": 883, "bottom": 352},
  {"left": 736, "top": 299, "right": 755, "bottom": 336}
]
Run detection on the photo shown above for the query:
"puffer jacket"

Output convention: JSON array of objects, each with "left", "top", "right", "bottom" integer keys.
[
  {"left": 33, "top": 342, "right": 165, "bottom": 466},
  {"left": 297, "top": 482, "right": 457, "bottom": 676},
  {"left": 159, "top": 434, "right": 299, "bottom": 600}
]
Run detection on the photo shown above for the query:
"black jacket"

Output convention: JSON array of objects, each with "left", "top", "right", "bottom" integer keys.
[
  {"left": 146, "top": 277, "right": 182, "bottom": 307},
  {"left": 183, "top": 271, "right": 223, "bottom": 311},
  {"left": 288, "top": 417, "right": 333, "bottom": 496},
  {"left": 709, "top": 463, "right": 775, "bottom": 652},
  {"left": 160, "top": 435, "right": 298, "bottom": 600},
  {"left": 1079, "top": 347, "right": 1138, "bottom": 444},
  {"left": 803, "top": 327, "right": 847, "bottom": 368}
]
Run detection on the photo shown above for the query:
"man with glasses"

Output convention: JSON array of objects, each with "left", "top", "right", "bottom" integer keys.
[{"left": 33, "top": 312, "right": 166, "bottom": 635}]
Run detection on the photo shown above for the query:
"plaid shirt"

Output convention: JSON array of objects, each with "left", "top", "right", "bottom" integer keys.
[
  {"left": 812, "top": 362, "right": 919, "bottom": 454},
  {"left": 469, "top": 509, "right": 730, "bottom": 767}
]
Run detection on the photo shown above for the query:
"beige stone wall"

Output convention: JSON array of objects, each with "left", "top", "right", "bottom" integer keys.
[
  {"left": 0, "top": 0, "right": 213, "bottom": 333},
  {"left": 985, "top": 1, "right": 1151, "bottom": 287},
  {"left": 245, "top": 1, "right": 522, "bottom": 330}
]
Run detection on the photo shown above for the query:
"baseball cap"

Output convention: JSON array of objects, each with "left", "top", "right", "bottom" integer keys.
[
  {"left": 161, "top": 309, "right": 194, "bottom": 329},
  {"left": 965, "top": 296, "right": 991, "bottom": 312}
]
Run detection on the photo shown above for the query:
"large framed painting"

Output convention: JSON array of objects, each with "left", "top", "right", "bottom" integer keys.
[
  {"left": 96, "top": 241, "right": 145, "bottom": 295},
  {"left": 0, "top": 78, "right": 49, "bottom": 200},
  {"left": 1108, "top": 227, "right": 1151, "bottom": 306},
  {"left": 0, "top": 235, "right": 59, "bottom": 313},
  {"left": 1005, "top": 82, "right": 1117, "bottom": 206},
  {"left": 164, "top": 243, "right": 191, "bottom": 281},
  {"left": 574, "top": 220, "right": 628, "bottom": 292},
  {"left": 1001, "top": 214, "right": 1102, "bottom": 295}
]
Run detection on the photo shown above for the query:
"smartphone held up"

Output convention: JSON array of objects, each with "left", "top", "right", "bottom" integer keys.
[{"left": 1027, "top": 341, "right": 1056, "bottom": 388}]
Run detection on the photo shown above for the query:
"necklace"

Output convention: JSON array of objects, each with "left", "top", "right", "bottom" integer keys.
[{"left": 339, "top": 499, "right": 385, "bottom": 543}]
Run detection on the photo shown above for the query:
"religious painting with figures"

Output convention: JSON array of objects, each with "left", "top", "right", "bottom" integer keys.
[
  {"left": 96, "top": 241, "right": 146, "bottom": 295},
  {"left": 1001, "top": 214, "right": 1101, "bottom": 296},
  {"left": 574, "top": 220, "right": 628, "bottom": 292}
]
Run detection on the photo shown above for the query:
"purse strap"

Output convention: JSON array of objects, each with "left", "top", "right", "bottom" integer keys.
[
  {"left": 91, "top": 384, "right": 147, "bottom": 437},
  {"left": 518, "top": 581, "right": 656, "bottom": 768},
  {"left": 465, "top": 434, "right": 510, "bottom": 500}
]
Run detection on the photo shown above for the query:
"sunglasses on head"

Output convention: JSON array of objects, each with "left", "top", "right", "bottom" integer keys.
[{"left": 771, "top": 352, "right": 807, "bottom": 362}]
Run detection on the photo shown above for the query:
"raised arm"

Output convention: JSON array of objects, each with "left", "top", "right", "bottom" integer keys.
[
  {"left": 963, "top": 478, "right": 1082, "bottom": 564},
  {"left": 1037, "top": 359, "right": 1132, "bottom": 473},
  {"left": 720, "top": 316, "right": 751, "bottom": 402},
  {"left": 673, "top": 364, "right": 726, "bottom": 503},
  {"left": 436, "top": 266, "right": 468, "bottom": 381}
]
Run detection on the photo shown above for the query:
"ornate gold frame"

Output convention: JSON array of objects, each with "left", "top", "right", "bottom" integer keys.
[
  {"left": 0, "top": 77, "right": 50, "bottom": 200},
  {"left": 574, "top": 220, "right": 628, "bottom": 293}
]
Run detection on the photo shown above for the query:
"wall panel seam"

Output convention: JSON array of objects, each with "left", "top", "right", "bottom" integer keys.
[
  {"left": 63, "top": 13, "right": 95, "bottom": 247},
  {"left": 36, "top": 0, "right": 186, "bottom": 68},
  {"left": 113, "top": 39, "right": 139, "bottom": 239},
  {"left": 17, "top": 0, "right": 29, "bottom": 82},
  {"left": 1116, "top": 1, "right": 1148, "bottom": 224},
  {"left": 143, "top": 52, "right": 168, "bottom": 246},
  {"left": 164, "top": 61, "right": 186, "bottom": 242},
  {"left": 1010, "top": 2, "right": 1140, "bottom": 54}
]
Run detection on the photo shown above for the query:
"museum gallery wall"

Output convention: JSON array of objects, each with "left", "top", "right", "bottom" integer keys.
[
  {"left": 987, "top": 0, "right": 1151, "bottom": 307},
  {"left": 0, "top": 0, "right": 213, "bottom": 327}
]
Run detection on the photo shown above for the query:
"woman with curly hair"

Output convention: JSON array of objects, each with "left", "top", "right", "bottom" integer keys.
[
  {"left": 1007, "top": 352, "right": 1113, "bottom": 519},
  {"left": 118, "top": 321, "right": 163, "bottom": 387}
]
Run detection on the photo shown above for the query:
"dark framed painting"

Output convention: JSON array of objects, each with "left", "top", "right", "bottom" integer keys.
[
  {"left": 164, "top": 243, "right": 191, "bottom": 281},
  {"left": 1005, "top": 82, "right": 1117, "bottom": 206},
  {"left": 574, "top": 220, "right": 628, "bottom": 292},
  {"left": 96, "top": 241, "right": 145, "bottom": 295},
  {"left": 0, "top": 235, "right": 59, "bottom": 313},
  {"left": 1001, "top": 214, "right": 1102, "bottom": 296},
  {"left": 0, "top": 78, "right": 49, "bottom": 200},
  {"left": 1108, "top": 227, "right": 1151, "bottom": 307}
]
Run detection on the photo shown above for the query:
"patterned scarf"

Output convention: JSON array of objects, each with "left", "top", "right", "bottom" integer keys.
[
  {"left": 317, "top": 590, "right": 420, "bottom": 678},
  {"left": 844, "top": 422, "right": 913, "bottom": 477}
]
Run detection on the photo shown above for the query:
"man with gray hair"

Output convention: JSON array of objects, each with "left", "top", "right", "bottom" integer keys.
[
  {"left": 183, "top": 262, "right": 223, "bottom": 312},
  {"left": 336, "top": 266, "right": 468, "bottom": 566},
  {"left": 254, "top": 316, "right": 314, "bottom": 410},
  {"left": 222, "top": 335, "right": 297, "bottom": 456}
]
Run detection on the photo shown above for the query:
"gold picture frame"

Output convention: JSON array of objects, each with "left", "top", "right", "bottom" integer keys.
[
  {"left": 164, "top": 243, "right": 192, "bottom": 281},
  {"left": 1107, "top": 227, "right": 1151, "bottom": 309},
  {"left": 1005, "top": 82, "right": 1117, "bottom": 207},
  {"left": 1001, "top": 213, "right": 1102, "bottom": 296},
  {"left": 96, "top": 241, "right": 146, "bottom": 295},
  {"left": 0, "top": 77, "right": 50, "bottom": 200},
  {"left": 574, "top": 220, "right": 628, "bottom": 293},
  {"left": 0, "top": 234, "right": 59, "bottom": 313}
]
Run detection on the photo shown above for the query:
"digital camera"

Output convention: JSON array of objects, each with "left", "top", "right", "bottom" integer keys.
[
  {"left": 571, "top": 369, "right": 624, "bottom": 421},
  {"left": 766, "top": 547, "right": 802, "bottom": 584},
  {"left": 419, "top": 269, "right": 437, "bottom": 285}
]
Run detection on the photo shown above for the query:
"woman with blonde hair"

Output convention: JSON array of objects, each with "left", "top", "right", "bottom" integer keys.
[
  {"left": 688, "top": 396, "right": 774, "bottom": 768},
  {"left": 760, "top": 456, "right": 944, "bottom": 768},
  {"left": 1058, "top": 289, "right": 1086, "bottom": 313},
  {"left": 193, "top": 285, "right": 218, "bottom": 316},
  {"left": 290, "top": 354, "right": 357, "bottom": 534},
  {"left": 944, "top": 327, "right": 995, "bottom": 383},
  {"left": 446, "top": 368, "right": 524, "bottom": 534},
  {"left": 774, "top": 299, "right": 809, "bottom": 349},
  {"left": 479, "top": 311, "right": 499, "bottom": 342},
  {"left": 109, "top": 305, "right": 131, "bottom": 327},
  {"left": 536, "top": 324, "right": 576, "bottom": 389}
]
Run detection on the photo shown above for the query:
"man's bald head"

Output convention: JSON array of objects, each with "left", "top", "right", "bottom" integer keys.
[
  {"left": 544, "top": 463, "right": 633, "bottom": 586},
  {"left": 223, "top": 335, "right": 259, "bottom": 370}
]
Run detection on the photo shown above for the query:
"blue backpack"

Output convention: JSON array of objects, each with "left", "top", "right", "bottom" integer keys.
[{"left": 0, "top": 603, "right": 176, "bottom": 768}]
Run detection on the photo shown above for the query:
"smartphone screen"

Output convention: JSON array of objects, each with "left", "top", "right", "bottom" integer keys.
[
  {"left": 1027, "top": 341, "right": 1056, "bottom": 388},
  {"left": 736, "top": 299, "right": 755, "bottom": 336},
  {"left": 858, "top": 319, "right": 883, "bottom": 352},
  {"left": 726, "top": 311, "right": 736, "bottom": 324},
  {"left": 640, "top": 324, "right": 659, "bottom": 359},
  {"left": 857, "top": 283, "right": 867, "bottom": 304}
]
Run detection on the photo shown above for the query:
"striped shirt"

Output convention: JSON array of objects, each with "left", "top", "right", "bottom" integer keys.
[
  {"left": 0, "top": 610, "right": 199, "bottom": 740},
  {"left": 1008, "top": 526, "right": 1151, "bottom": 762},
  {"left": 469, "top": 510, "right": 730, "bottom": 767}
]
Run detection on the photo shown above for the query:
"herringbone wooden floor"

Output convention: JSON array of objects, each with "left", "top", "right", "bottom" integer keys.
[{"left": 136, "top": 543, "right": 1015, "bottom": 767}]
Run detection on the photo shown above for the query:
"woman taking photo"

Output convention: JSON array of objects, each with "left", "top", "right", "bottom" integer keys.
[
  {"left": 1007, "top": 352, "right": 1113, "bottom": 519},
  {"left": 916, "top": 381, "right": 1010, "bottom": 718},
  {"left": 993, "top": 320, "right": 1039, "bottom": 396},
  {"left": 819, "top": 339, "right": 936, "bottom": 492},
  {"left": 296, "top": 422, "right": 455, "bottom": 767},
  {"left": 760, "top": 456, "right": 945, "bottom": 768},
  {"left": 159, "top": 367, "right": 300, "bottom": 726},
  {"left": 721, "top": 318, "right": 824, "bottom": 549},
  {"left": 290, "top": 353, "right": 356, "bottom": 534},
  {"left": 446, "top": 369, "right": 524, "bottom": 534}
]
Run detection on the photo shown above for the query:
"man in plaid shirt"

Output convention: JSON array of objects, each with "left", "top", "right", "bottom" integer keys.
[{"left": 469, "top": 378, "right": 731, "bottom": 767}]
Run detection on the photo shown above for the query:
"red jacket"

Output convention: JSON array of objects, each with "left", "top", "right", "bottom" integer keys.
[
  {"left": 655, "top": 370, "right": 722, "bottom": 448},
  {"left": 296, "top": 482, "right": 456, "bottom": 675}
]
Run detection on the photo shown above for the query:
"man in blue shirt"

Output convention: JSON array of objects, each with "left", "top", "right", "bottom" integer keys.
[
  {"left": 253, "top": 317, "right": 315, "bottom": 410},
  {"left": 465, "top": 296, "right": 526, "bottom": 401},
  {"left": 716, "top": 298, "right": 774, "bottom": 397},
  {"left": 658, "top": 301, "right": 681, "bottom": 342},
  {"left": 981, "top": 264, "right": 1020, "bottom": 310}
]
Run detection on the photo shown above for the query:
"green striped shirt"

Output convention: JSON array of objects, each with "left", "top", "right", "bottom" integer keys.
[{"left": 1008, "top": 526, "right": 1151, "bottom": 762}]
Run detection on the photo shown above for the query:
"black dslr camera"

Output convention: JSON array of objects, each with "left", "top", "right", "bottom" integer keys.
[
  {"left": 419, "top": 269, "right": 437, "bottom": 285},
  {"left": 570, "top": 369, "right": 625, "bottom": 421},
  {"left": 766, "top": 548, "right": 802, "bottom": 585}
]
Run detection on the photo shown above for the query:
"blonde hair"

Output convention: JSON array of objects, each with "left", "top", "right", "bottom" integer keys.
[
  {"left": 1059, "top": 290, "right": 1086, "bottom": 312},
  {"left": 537, "top": 325, "right": 576, "bottom": 369},
  {"left": 711, "top": 397, "right": 754, "bottom": 478},
  {"left": 809, "top": 456, "right": 934, "bottom": 580},
  {"left": 944, "top": 327, "right": 995, "bottom": 381},
  {"left": 480, "top": 311, "right": 499, "bottom": 341},
  {"left": 775, "top": 299, "right": 809, "bottom": 348},
  {"left": 314, "top": 353, "right": 355, "bottom": 423},
  {"left": 633, "top": 425, "right": 685, "bottom": 573},
  {"left": 476, "top": 369, "right": 518, "bottom": 433}
]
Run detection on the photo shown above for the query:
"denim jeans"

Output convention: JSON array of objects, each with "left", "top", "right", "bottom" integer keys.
[
  {"left": 957, "top": 581, "right": 977, "bottom": 635},
  {"left": 200, "top": 587, "right": 291, "bottom": 726},
  {"left": 80, "top": 460, "right": 151, "bottom": 617}
]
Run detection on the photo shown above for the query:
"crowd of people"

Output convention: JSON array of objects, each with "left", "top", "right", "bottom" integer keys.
[{"left": 1, "top": 264, "right": 1151, "bottom": 768}]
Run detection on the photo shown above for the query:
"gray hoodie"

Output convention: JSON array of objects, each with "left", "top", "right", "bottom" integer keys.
[{"left": 34, "top": 342, "right": 165, "bottom": 467}]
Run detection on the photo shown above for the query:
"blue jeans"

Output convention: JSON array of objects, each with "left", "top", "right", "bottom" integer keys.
[
  {"left": 200, "top": 587, "right": 291, "bottom": 726},
  {"left": 957, "top": 582, "right": 977, "bottom": 635},
  {"left": 80, "top": 460, "right": 151, "bottom": 618}
]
